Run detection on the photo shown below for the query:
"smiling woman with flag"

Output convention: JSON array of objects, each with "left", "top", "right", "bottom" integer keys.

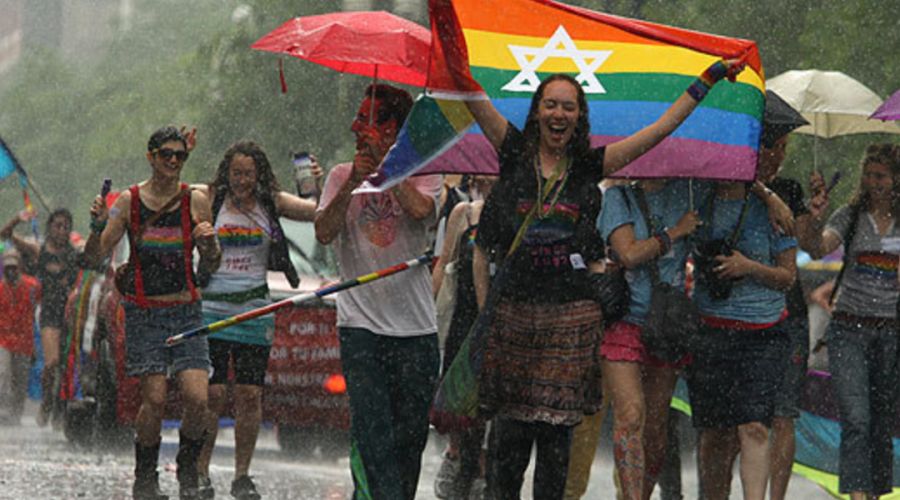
[{"left": 425, "top": 2, "right": 747, "bottom": 498}]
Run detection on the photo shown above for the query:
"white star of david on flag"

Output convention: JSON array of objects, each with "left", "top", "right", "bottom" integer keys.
[{"left": 502, "top": 25, "right": 612, "bottom": 94}]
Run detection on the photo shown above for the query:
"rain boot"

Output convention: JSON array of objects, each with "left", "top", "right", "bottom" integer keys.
[
  {"left": 133, "top": 439, "right": 169, "bottom": 500},
  {"left": 176, "top": 432, "right": 206, "bottom": 500}
]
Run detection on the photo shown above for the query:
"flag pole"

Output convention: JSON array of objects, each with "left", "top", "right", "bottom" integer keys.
[
  {"left": 166, "top": 252, "right": 435, "bottom": 346},
  {"left": 22, "top": 174, "right": 52, "bottom": 213}
]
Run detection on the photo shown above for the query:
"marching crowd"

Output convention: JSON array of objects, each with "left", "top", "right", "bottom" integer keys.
[{"left": 0, "top": 55, "right": 898, "bottom": 500}]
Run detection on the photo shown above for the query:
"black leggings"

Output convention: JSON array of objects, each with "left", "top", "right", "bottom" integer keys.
[{"left": 486, "top": 416, "right": 572, "bottom": 500}]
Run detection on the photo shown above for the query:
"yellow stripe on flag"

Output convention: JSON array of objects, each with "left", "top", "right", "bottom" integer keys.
[{"left": 463, "top": 28, "right": 765, "bottom": 91}]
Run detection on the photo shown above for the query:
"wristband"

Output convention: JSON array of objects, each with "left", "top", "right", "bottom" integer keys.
[
  {"left": 653, "top": 229, "right": 672, "bottom": 256},
  {"left": 687, "top": 60, "right": 728, "bottom": 102},
  {"left": 90, "top": 218, "right": 107, "bottom": 235}
]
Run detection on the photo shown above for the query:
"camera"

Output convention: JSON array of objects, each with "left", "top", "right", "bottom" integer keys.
[{"left": 693, "top": 239, "right": 736, "bottom": 300}]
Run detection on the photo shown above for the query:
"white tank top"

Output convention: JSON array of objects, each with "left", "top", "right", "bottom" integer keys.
[{"left": 204, "top": 200, "right": 272, "bottom": 295}]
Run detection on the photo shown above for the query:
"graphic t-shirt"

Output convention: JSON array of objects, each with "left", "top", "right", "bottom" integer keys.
[
  {"left": 476, "top": 125, "right": 605, "bottom": 303},
  {"left": 317, "top": 163, "right": 442, "bottom": 336},
  {"left": 826, "top": 205, "right": 900, "bottom": 319},
  {"left": 203, "top": 201, "right": 274, "bottom": 345}
]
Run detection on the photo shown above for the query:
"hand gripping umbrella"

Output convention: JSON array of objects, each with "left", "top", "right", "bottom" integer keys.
[
  {"left": 250, "top": 10, "right": 431, "bottom": 88},
  {"left": 166, "top": 253, "right": 434, "bottom": 346}
]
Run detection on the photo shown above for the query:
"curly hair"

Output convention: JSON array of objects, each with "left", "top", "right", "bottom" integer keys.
[
  {"left": 46, "top": 208, "right": 73, "bottom": 241},
  {"left": 848, "top": 143, "right": 900, "bottom": 214},
  {"left": 521, "top": 74, "right": 591, "bottom": 165},
  {"left": 210, "top": 141, "right": 282, "bottom": 207}
]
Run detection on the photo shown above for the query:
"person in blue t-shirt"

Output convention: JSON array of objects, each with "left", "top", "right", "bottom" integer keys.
[
  {"left": 589, "top": 179, "right": 792, "bottom": 500},
  {"left": 688, "top": 181, "right": 796, "bottom": 500}
]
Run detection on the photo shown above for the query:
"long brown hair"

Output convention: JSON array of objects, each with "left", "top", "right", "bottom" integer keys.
[
  {"left": 521, "top": 74, "right": 591, "bottom": 165},
  {"left": 847, "top": 143, "right": 900, "bottom": 214},
  {"left": 210, "top": 141, "right": 282, "bottom": 206}
]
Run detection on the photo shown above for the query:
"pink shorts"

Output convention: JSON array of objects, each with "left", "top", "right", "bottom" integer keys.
[{"left": 600, "top": 320, "right": 691, "bottom": 368}]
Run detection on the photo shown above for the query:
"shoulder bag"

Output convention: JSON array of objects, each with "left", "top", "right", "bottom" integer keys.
[{"left": 633, "top": 184, "right": 699, "bottom": 362}]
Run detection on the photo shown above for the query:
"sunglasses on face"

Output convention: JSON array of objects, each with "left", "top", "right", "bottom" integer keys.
[{"left": 155, "top": 148, "right": 189, "bottom": 162}]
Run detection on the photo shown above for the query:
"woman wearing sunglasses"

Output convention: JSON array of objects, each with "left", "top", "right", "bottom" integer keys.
[{"left": 84, "top": 126, "right": 221, "bottom": 500}]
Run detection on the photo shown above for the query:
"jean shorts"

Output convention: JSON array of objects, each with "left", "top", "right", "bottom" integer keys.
[{"left": 124, "top": 301, "right": 210, "bottom": 377}]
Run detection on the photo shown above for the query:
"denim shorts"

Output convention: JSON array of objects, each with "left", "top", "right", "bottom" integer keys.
[{"left": 124, "top": 301, "right": 210, "bottom": 377}]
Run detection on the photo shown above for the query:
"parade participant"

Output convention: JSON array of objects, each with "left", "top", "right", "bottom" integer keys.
[
  {"left": 315, "top": 84, "right": 442, "bottom": 500},
  {"left": 84, "top": 126, "right": 221, "bottom": 500},
  {"left": 752, "top": 91, "right": 826, "bottom": 500},
  {"left": 1, "top": 208, "right": 78, "bottom": 426},
  {"left": 0, "top": 248, "right": 41, "bottom": 425},
  {"left": 803, "top": 143, "right": 900, "bottom": 500},
  {"left": 466, "top": 56, "right": 746, "bottom": 498},
  {"left": 432, "top": 174, "right": 497, "bottom": 499},
  {"left": 192, "top": 141, "right": 317, "bottom": 500},
  {"left": 689, "top": 179, "right": 796, "bottom": 500},
  {"left": 597, "top": 179, "right": 701, "bottom": 500}
]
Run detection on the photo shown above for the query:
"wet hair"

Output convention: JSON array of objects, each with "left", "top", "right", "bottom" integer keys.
[
  {"left": 522, "top": 74, "right": 591, "bottom": 163},
  {"left": 210, "top": 141, "right": 281, "bottom": 205},
  {"left": 848, "top": 143, "right": 900, "bottom": 213},
  {"left": 46, "top": 208, "right": 73, "bottom": 233},
  {"left": 147, "top": 126, "right": 187, "bottom": 152},
  {"left": 363, "top": 84, "right": 413, "bottom": 126}
]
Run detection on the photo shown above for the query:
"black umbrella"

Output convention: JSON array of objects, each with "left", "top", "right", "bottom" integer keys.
[{"left": 761, "top": 89, "right": 810, "bottom": 148}]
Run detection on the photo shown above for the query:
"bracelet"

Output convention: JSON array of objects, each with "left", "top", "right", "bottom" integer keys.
[
  {"left": 653, "top": 229, "right": 672, "bottom": 256},
  {"left": 687, "top": 60, "right": 728, "bottom": 102},
  {"left": 90, "top": 218, "right": 107, "bottom": 234}
]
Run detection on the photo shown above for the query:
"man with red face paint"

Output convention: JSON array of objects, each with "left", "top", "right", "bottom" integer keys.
[{"left": 315, "top": 84, "right": 442, "bottom": 500}]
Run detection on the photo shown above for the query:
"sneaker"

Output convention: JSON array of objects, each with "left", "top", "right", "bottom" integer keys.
[
  {"left": 434, "top": 452, "right": 461, "bottom": 499},
  {"left": 198, "top": 476, "right": 215, "bottom": 499},
  {"left": 230, "top": 476, "right": 261, "bottom": 500}
]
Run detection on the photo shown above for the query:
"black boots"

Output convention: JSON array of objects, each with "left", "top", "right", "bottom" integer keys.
[
  {"left": 133, "top": 439, "right": 168, "bottom": 500},
  {"left": 176, "top": 432, "right": 207, "bottom": 500}
]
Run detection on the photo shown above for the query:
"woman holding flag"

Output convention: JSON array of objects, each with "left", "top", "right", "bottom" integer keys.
[{"left": 454, "top": 50, "right": 746, "bottom": 498}]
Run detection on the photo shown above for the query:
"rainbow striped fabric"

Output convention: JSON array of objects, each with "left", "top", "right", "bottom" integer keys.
[
  {"left": 361, "top": 0, "right": 766, "bottom": 192},
  {"left": 217, "top": 225, "right": 265, "bottom": 248}
]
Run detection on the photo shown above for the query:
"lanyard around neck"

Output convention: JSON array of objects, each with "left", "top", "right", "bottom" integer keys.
[{"left": 507, "top": 155, "right": 570, "bottom": 258}]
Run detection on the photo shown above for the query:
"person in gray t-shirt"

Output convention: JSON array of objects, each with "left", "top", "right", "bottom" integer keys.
[{"left": 804, "top": 143, "right": 900, "bottom": 498}]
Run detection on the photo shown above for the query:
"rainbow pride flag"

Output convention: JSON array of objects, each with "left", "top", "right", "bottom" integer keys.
[
  {"left": 362, "top": 0, "right": 766, "bottom": 191},
  {"left": 0, "top": 136, "right": 39, "bottom": 236}
]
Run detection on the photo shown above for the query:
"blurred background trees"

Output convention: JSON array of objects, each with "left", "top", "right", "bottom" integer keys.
[{"left": 0, "top": 0, "right": 897, "bottom": 232}]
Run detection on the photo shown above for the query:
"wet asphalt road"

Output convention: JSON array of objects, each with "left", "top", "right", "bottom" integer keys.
[{"left": 0, "top": 401, "right": 830, "bottom": 499}]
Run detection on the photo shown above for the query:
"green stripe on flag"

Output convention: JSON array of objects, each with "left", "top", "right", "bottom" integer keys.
[
  {"left": 406, "top": 96, "right": 467, "bottom": 158},
  {"left": 471, "top": 68, "right": 764, "bottom": 119}
]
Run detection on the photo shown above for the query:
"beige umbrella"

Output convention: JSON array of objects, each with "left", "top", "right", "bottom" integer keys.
[
  {"left": 767, "top": 70, "right": 900, "bottom": 169},
  {"left": 767, "top": 70, "right": 900, "bottom": 137}
]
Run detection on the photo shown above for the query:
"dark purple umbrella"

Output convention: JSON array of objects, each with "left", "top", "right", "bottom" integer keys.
[{"left": 870, "top": 90, "right": 900, "bottom": 121}]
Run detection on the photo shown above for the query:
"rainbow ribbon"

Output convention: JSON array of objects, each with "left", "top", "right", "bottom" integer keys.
[{"left": 166, "top": 252, "right": 435, "bottom": 346}]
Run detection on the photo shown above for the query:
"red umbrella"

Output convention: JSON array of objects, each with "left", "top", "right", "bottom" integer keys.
[{"left": 251, "top": 11, "right": 431, "bottom": 87}]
